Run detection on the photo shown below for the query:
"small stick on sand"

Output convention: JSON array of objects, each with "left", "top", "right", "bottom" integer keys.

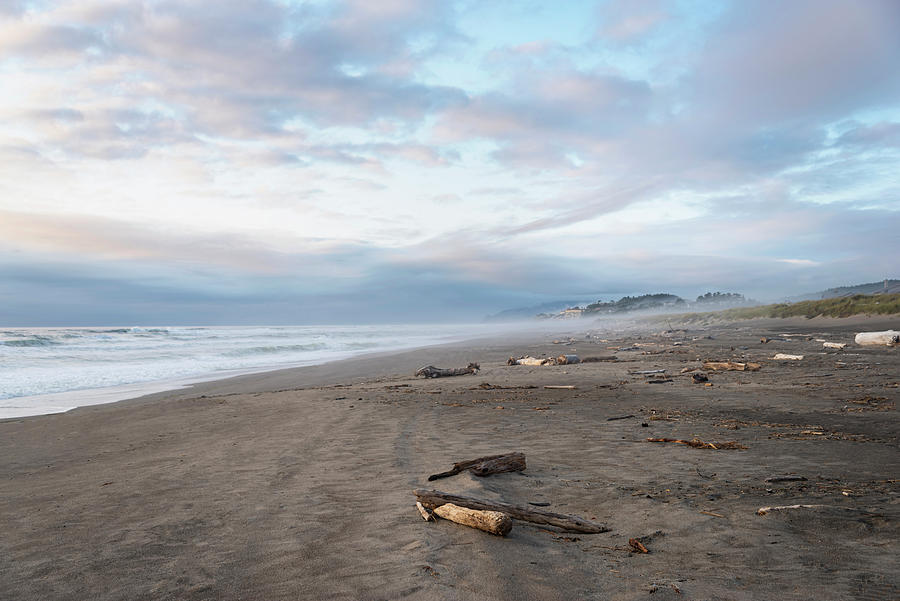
[
  {"left": 543, "top": 385, "right": 576, "bottom": 390},
  {"left": 628, "top": 538, "right": 649, "bottom": 553},
  {"left": 416, "top": 501, "right": 434, "bottom": 521},
  {"left": 433, "top": 503, "right": 513, "bottom": 536}
]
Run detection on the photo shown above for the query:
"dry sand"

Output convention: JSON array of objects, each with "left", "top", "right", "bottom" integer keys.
[{"left": 1, "top": 317, "right": 898, "bottom": 600}]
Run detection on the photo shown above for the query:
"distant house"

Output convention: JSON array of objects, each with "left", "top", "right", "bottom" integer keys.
[{"left": 559, "top": 307, "right": 584, "bottom": 318}]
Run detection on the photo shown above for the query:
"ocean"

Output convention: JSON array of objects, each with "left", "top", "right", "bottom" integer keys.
[{"left": 0, "top": 324, "right": 502, "bottom": 419}]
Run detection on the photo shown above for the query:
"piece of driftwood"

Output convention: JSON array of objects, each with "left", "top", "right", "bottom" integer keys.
[
  {"left": 773, "top": 353, "right": 804, "bottom": 360},
  {"left": 646, "top": 437, "right": 747, "bottom": 450},
  {"left": 433, "top": 503, "right": 512, "bottom": 536},
  {"left": 607, "top": 414, "right": 635, "bottom": 421},
  {"left": 628, "top": 538, "right": 649, "bottom": 553},
  {"left": 427, "top": 452, "right": 526, "bottom": 481},
  {"left": 757, "top": 504, "right": 883, "bottom": 516},
  {"left": 416, "top": 501, "right": 435, "bottom": 521},
  {"left": 703, "top": 361, "right": 761, "bottom": 372},
  {"left": 765, "top": 475, "right": 807, "bottom": 483},
  {"left": 823, "top": 342, "right": 846, "bottom": 350},
  {"left": 414, "top": 489, "right": 609, "bottom": 533},
  {"left": 544, "top": 385, "right": 576, "bottom": 389},
  {"left": 508, "top": 356, "right": 548, "bottom": 366},
  {"left": 581, "top": 356, "right": 618, "bottom": 362},
  {"left": 855, "top": 330, "right": 900, "bottom": 346},
  {"left": 630, "top": 369, "right": 666, "bottom": 375},
  {"left": 416, "top": 363, "right": 480, "bottom": 378},
  {"left": 556, "top": 354, "right": 580, "bottom": 365}
]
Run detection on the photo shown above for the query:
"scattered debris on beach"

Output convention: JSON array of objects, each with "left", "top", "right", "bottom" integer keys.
[
  {"left": 646, "top": 437, "right": 747, "bottom": 450},
  {"left": 692, "top": 373, "right": 709, "bottom": 383},
  {"left": 427, "top": 452, "right": 526, "bottom": 481},
  {"left": 415, "top": 363, "right": 480, "bottom": 378},
  {"left": 823, "top": 342, "right": 847, "bottom": 349},
  {"left": 773, "top": 353, "right": 804, "bottom": 360}
]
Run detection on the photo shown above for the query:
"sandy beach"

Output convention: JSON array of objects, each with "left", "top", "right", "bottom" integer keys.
[{"left": 1, "top": 317, "right": 898, "bottom": 600}]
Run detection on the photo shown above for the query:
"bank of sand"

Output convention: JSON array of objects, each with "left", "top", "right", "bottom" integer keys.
[{"left": 1, "top": 317, "right": 898, "bottom": 600}]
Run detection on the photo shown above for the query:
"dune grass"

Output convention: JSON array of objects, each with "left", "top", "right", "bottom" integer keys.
[{"left": 666, "top": 293, "right": 900, "bottom": 323}]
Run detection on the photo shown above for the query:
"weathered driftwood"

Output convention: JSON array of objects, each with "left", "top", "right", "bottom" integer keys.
[
  {"left": 823, "top": 342, "right": 846, "bottom": 350},
  {"left": 507, "top": 356, "right": 547, "bottom": 366},
  {"left": 581, "top": 356, "right": 618, "bottom": 362},
  {"left": 556, "top": 354, "right": 580, "bottom": 365},
  {"left": 433, "top": 503, "right": 513, "bottom": 536},
  {"left": 757, "top": 504, "right": 882, "bottom": 516},
  {"left": 773, "top": 353, "right": 804, "bottom": 360},
  {"left": 764, "top": 475, "right": 807, "bottom": 483},
  {"left": 416, "top": 501, "right": 435, "bottom": 521},
  {"left": 415, "top": 363, "right": 480, "bottom": 378},
  {"left": 646, "top": 437, "right": 747, "bottom": 450},
  {"left": 543, "top": 385, "right": 576, "bottom": 390},
  {"left": 855, "top": 330, "right": 900, "bottom": 346},
  {"left": 414, "top": 489, "right": 609, "bottom": 533},
  {"left": 427, "top": 452, "right": 526, "bottom": 481},
  {"left": 703, "top": 361, "right": 761, "bottom": 372},
  {"left": 630, "top": 369, "right": 666, "bottom": 375}
]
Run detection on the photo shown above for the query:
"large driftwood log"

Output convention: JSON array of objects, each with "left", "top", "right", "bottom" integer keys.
[
  {"left": 855, "top": 330, "right": 900, "bottom": 346},
  {"left": 427, "top": 452, "right": 526, "bottom": 481},
  {"left": 415, "top": 363, "right": 480, "bottom": 378},
  {"left": 433, "top": 503, "right": 513, "bottom": 536},
  {"left": 414, "top": 489, "right": 609, "bottom": 533}
]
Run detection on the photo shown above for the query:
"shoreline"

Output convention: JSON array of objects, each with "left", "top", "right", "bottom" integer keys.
[
  {"left": 5, "top": 314, "right": 896, "bottom": 422},
  {"left": 1, "top": 321, "right": 586, "bottom": 422}
]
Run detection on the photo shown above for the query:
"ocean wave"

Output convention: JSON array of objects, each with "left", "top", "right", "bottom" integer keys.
[
  {"left": 222, "top": 343, "right": 329, "bottom": 357},
  {"left": 2, "top": 336, "right": 61, "bottom": 347}
]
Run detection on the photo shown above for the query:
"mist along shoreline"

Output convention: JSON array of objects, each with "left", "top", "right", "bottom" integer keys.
[{"left": 1, "top": 315, "right": 898, "bottom": 600}]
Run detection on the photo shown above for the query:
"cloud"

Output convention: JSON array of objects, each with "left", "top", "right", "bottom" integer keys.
[{"left": 0, "top": 1, "right": 898, "bottom": 325}]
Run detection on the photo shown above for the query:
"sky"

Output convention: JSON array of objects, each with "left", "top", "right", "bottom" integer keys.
[{"left": 1, "top": 0, "right": 898, "bottom": 325}]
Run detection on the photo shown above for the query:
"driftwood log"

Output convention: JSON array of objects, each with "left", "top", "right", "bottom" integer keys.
[
  {"left": 854, "top": 330, "right": 900, "bottom": 346},
  {"left": 773, "top": 353, "right": 804, "bottom": 360},
  {"left": 433, "top": 503, "right": 513, "bottom": 536},
  {"left": 427, "top": 452, "right": 526, "bottom": 481},
  {"left": 703, "top": 361, "right": 761, "bottom": 372},
  {"left": 415, "top": 363, "right": 480, "bottom": 378},
  {"left": 414, "top": 489, "right": 609, "bottom": 533},
  {"left": 580, "top": 356, "right": 617, "bottom": 362},
  {"left": 757, "top": 504, "right": 883, "bottom": 517}
]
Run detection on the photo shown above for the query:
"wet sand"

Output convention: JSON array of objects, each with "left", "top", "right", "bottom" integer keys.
[{"left": 1, "top": 317, "right": 898, "bottom": 600}]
